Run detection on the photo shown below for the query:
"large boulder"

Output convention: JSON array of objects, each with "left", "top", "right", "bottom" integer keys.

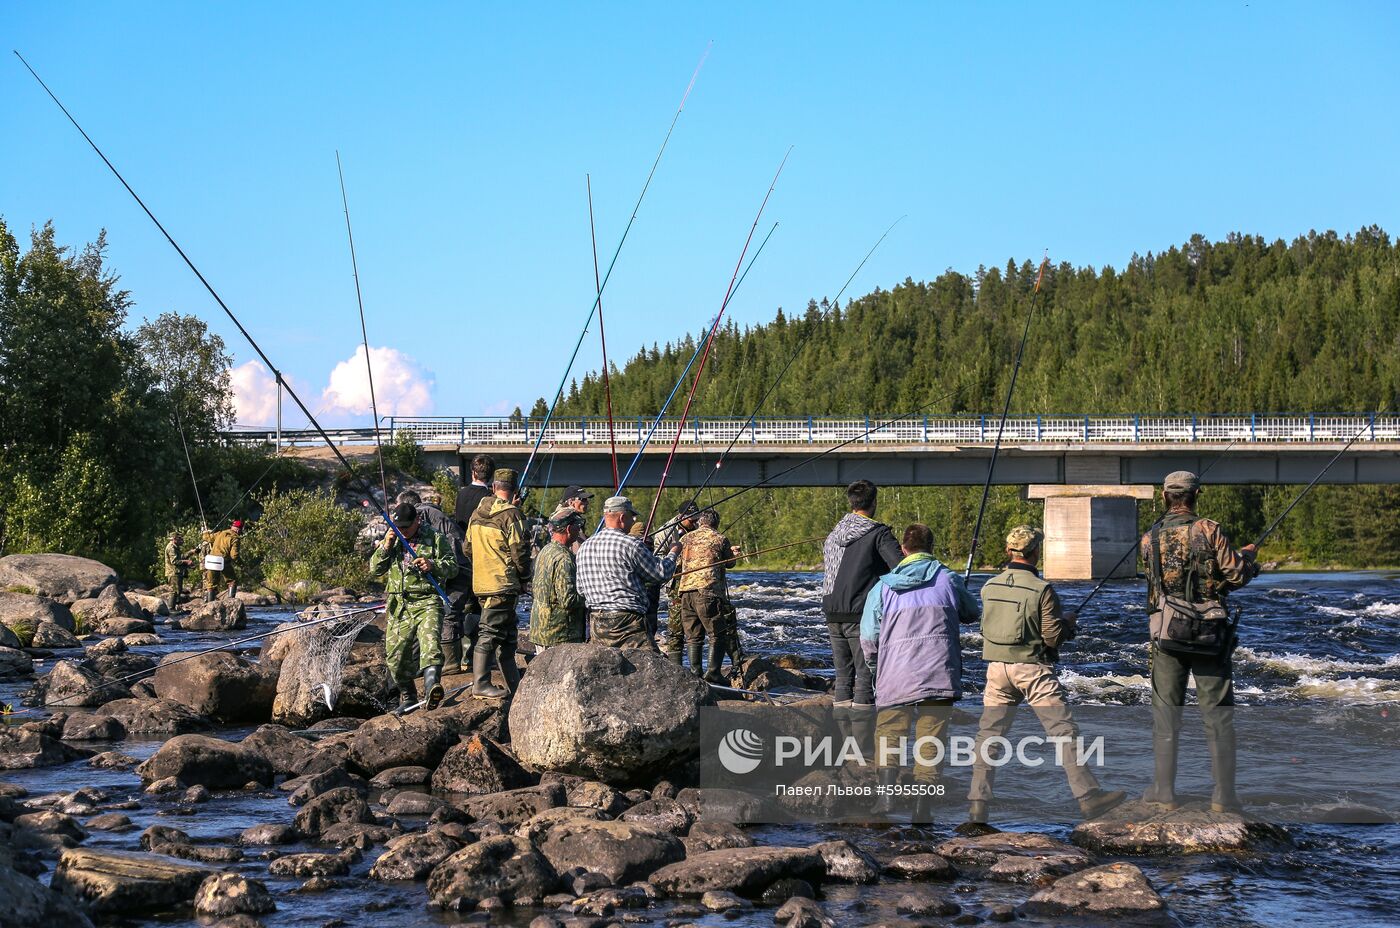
[
  {"left": 1022, "top": 862, "right": 1166, "bottom": 917},
  {"left": 1070, "top": 800, "right": 1292, "bottom": 854},
  {"left": 0, "top": 860, "right": 96, "bottom": 928},
  {"left": 426, "top": 836, "right": 558, "bottom": 909},
  {"left": 31, "top": 623, "right": 82, "bottom": 649},
  {"left": 342, "top": 711, "right": 460, "bottom": 774},
  {"left": 650, "top": 847, "right": 827, "bottom": 898},
  {"left": 193, "top": 872, "right": 275, "bottom": 917},
  {"left": 459, "top": 783, "right": 566, "bottom": 828},
  {"left": 0, "top": 592, "right": 76, "bottom": 640},
  {"left": 432, "top": 734, "right": 535, "bottom": 795},
  {"left": 152, "top": 652, "right": 274, "bottom": 722},
  {"left": 97, "top": 698, "right": 210, "bottom": 735},
  {"left": 0, "top": 555, "right": 117, "bottom": 604},
  {"left": 0, "top": 729, "right": 91, "bottom": 769},
  {"left": 41, "top": 660, "right": 128, "bottom": 708},
  {"left": 292, "top": 786, "right": 374, "bottom": 836},
  {"left": 70, "top": 585, "right": 145, "bottom": 628},
  {"left": 135, "top": 735, "right": 273, "bottom": 788},
  {"left": 370, "top": 830, "right": 466, "bottom": 881},
  {"left": 172, "top": 599, "right": 246, "bottom": 632},
  {"left": 127, "top": 593, "right": 169, "bottom": 617},
  {"left": 91, "top": 617, "right": 155, "bottom": 637},
  {"left": 48, "top": 848, "right": 211, "bottom": 916},
  {"left": 0, "top": 646, "right": 33, "bottom": 679},
  {"left": 536, "top": 818, "right": 685, "bottom": 885},
  {"left": 508, "top": 644, "right": 711, "bottom": 785},
  {"left": 239, "top": 724, "right": 314, "bottom": 777}
]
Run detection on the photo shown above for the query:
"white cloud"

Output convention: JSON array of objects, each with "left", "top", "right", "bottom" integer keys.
[
  {"left": 322, "top": 345, "right": 434, "bottom": 418},
  {"left": 230, "top": 360, "right": 279, "bottom": 426}
]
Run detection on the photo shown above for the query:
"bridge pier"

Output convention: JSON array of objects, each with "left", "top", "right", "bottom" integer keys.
[{"left": 1026, "top": 485, "right": 1155, "bottom": 580}]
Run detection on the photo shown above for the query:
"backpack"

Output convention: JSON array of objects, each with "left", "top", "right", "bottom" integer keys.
[{"left": 1147, "top": 521, "right": 1231, "bottom": 654}]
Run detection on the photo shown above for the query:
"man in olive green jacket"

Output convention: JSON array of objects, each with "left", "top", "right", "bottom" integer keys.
[
  {"left": 465, "top": 468, "right": 532, "bottom": 698},
  {"left": 369, "top": 502, "right": 459, "bottom": 711},
  {"left": 966, "top": 525, "right": 1125, "bottom": 825},
  {"left": 201, "top": 520, "right": 243, "bottom": 601},
  {"left": 529, "top": 511, "right": 586, "bottom": 649}
]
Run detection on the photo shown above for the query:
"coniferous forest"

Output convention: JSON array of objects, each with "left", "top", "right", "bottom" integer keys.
[{"left": 541, "top": 228, "right": 1400, "bottom": 569}]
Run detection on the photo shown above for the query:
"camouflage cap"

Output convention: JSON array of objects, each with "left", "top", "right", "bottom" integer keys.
[
  {"left": 1163, "top": 470, "right": 1199, "bottom": 492},
  {"left": 603, "top": 495, "right": 638, "bottom": 515},
  {"left": 492, "top": 468, "right": 519, "bottom": 487},
  {"left": 1005, "top": 524, "right": 1044, "bottom": 554},
  {"left": 548, "top": 508, "right": 585, "bottom": 533}
]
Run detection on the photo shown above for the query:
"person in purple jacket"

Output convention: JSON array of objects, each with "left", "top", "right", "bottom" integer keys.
[{"left": 860, "top": 523, "right": 980, "bottom": 820}]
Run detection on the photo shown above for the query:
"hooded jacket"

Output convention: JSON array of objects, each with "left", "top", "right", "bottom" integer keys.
[
  {"left": 820, "top": 513, "right": 902, "bottom": 621},
  {"left": 859, "top": 553, "right": 980, "bottom": 706},
  {"left": 465, "top": 496, "right": 532, "bottom": 597}
]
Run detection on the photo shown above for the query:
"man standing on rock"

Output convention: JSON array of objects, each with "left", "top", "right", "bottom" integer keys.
[
  {"left": 529, "top": 510, "right": 587, "bottom": 650},
  {"left": 645, "top": 499, "right": 700, "bottom": 662},
  {"left": 966, "top": 525, "right": 1126, "bottom": 825},
  {"left": 465, "top": 468, "right": 532, "bottom": 698},
  {"left": 398, "top": 489, "right": 472, "bottom": 675},
  {"left": 369, "top": 502, "right": 459, "bottom": 712},
  {"left": 453, "top": 453, "right": 496, "bottom": 672},
  {"left": 675, "top": 508, "right": 738, "bottom": 680},
  {"left": 201, "top": 520, "right": 243, "bottom": 602},
  {"left": 578, "top": 496, "right": 681, "bottom": 649},
  {"left": 1140, "top": 471, "right": 1258, "bottom": 813},
  {"left": 163, "top": 531, "right": 197, "bottom": 612}
]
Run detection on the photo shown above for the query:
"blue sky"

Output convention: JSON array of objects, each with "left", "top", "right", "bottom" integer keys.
[{"left": 6, "top": 2, "right": 1398, "bottom": 427}]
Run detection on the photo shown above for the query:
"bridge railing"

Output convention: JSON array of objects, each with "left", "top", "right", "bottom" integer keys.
[{"left": 222, "top": 414, "right": 1400, "bottom": 447}]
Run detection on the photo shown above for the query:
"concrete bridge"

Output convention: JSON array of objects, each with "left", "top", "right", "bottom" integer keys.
[{"left": 225, "top": 413, "right": 1400, "bottom": 579}]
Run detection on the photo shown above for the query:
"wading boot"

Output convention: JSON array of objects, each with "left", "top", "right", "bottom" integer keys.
[
  {"left": 499, "top": 645, "right": 521, "bottom": 695},
  {"left": 1079, "top": 788, "right": 1128, "bottom": 820},
  {"left": 226, "top": 583, "right": 238, "bottom": 600},
  {"left": 471, "top": 647, "right": 509, "bottom": 699},
  {"left": 912, "top": 787, "right": 940, "bottom": 825},
  {"left": 703, "top": 639, "right": 726, "bottom": 684},
  {"left": 395, "top": 678, "right": 418, "bottom": 714},
  {"left": 204, "top": 589, "right": 215, "bottom": 604},
  {"left": 441, "top": 638, "right": 462, "bottom": 675},
  {"left": 954, "top": 800, "right": 998, "bottom": 837},
  {"left": 687, "top": 641, "right": 706, "bottom": 677},
  {"left": 423, "top": 665, "right": 444, "bottom": 711},
  {"left": 1208, "top": 721, "right": 1242, "bottom": 814},
  {"left": 663, "top": 644, "right": 684, "bottom": 666},
  {"left": 873, "top": 766, "right": 900, "bottom": 818}
]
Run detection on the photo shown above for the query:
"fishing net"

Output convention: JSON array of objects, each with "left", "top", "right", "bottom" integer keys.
[{"left": 269, "top": 605, "right": 381, "bottom": 724}]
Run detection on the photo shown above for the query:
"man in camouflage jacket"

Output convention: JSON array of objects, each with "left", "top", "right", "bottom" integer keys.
[
  {"left": 529, "top": 510, "right": 587, "bottom": 649},
  {"left": 675, "top": 509, "right": 738, "bottom": 681}
]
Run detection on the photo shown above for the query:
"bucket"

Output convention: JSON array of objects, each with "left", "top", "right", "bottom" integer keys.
[{"left": 202, "top": 555, "right": 225, "bottom": 572}]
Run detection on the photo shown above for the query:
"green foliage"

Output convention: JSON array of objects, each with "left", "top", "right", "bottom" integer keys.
[
  {"left": 384, "top": 430, "right": 425, "bottom": 478},
  {"left": 430, "top": 469, "right": 460, "bottom": 511},
  {"left": 135, "top": 311, "right": 235, "bottom": 440},
  {"left": 240, "top": 487, "right": 371, "bottom": 599}
]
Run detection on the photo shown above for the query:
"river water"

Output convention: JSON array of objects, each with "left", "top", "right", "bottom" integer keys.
[{"left": 4, "top": 570, "right": 1399, "bottom": 927}]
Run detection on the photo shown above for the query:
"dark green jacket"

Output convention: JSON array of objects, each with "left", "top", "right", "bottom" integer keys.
[{"left": 979, "top": 565, "right": 1070, "bottom": 664}]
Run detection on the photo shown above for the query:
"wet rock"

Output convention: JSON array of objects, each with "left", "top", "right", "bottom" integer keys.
[
  {"left": 432, "top": 733, "right": 536, "bottom": 795},
  {"left": 674, "top": 786, "right": 765, "bottom": 822},
  {"left": 31, "top": 623, "right": 81, "bottom": 651},
  {"left": 136, "top": 734, "right": 273, "bottom": 788},
  {"left": 87, "top": 650, "right": 156, "bottom": 683},
  {"left": 145, "top": 776, "right": 182, "bottom": 795},
  {"left": 316, "top": 822, "right": 398, "bottom": 848},
  {"left": 0, "top": 555, "right": 116, "bottom": 605},
  {"left": 761, "top": 877, "right": 815, "bottom": 904},
  {"left": 937, "top": 830, "right": 1093, "bottom": 867},
  {"left": 238, "top": 823, "right": 299, "bottom": 846},
  {"left": 59, "top": 711, "right": 126, "bottom": 741},
  {"left": 152, "top": 652, "right": 273, "bottom": 722},
  {"left": 386, "top": 790, "right": 452, "bottom": 817},
  {"left": 49, "top": 847, "right": 211, "bottom": 915},
  {"left": 810, "top": 839, "right": 880, "bottom": 884},
  {"left": 342, "top": 711, "right": 460, "bottom": 774},
  {"left": 620, "top": 798, "right": 693, "bottom": 835},
  {"left": 126, "top": 593, "right": 168, "bottom": 617},
  {"left": 139, "top": 825, "right": 190, "bottom": 849},
  {"left": 460, "top": 782, "right": 567, "bottom": 828},
  {"left": 294, "top": 876, "right": 340, "bottom": 893},
  {"left": 0, "top": 859, "right": 95, "bottom": 928},
  {"left": 40, "top": 660, "right": 125, "bottom": 707},
  {"left": 885, "top": 853, "right": 957, "bottom": 880},
  {"left": 97, "top": 697, "right": 211, "bottom": 735},
  {"left": 293, "top": 786, "right": 374, "bottom": 835},
  {"left": 537, "top": 819, "right": 685, "bottom": 885},
  {"left": 148, "top": 842, "right": 244, "bottom": 864},
  {"left": 895, "top": 891, "right": 960, "bottom": 916},
  {"left": 14, "top": 810, "right": 88, "bottom": 843},
  {"left": 508, "top": 644, "right": 711, "bottom": 785},
  {"left": 774, "top": 895, "right": 835, "bottom": 928},
  {"left": 370, "top": 830, "right": 466, "bottom": 881},
  {"left": 183, "top": 784, "right": 211, "bottom": 803},
  {"left": 565, "top": 779, "right": 631, "bottom": 816},
  {"left": 171, "top": 599, "right": 246, "bottom": 632},
  {"left": 369, "top": 765, "right": 431, "bottom": 788},
  {"left": 195, "top": 873, "right": 276, "bottom": 917},
  {"left": 85, "top": 637, "right": 127, "bottom": 656},
  {"left": 0, "top": 645, "right": 32, "bottom": 677},
  {"left": 284, "top": 767, "right": 367, "bottom": 806},
  {"left": 989, "top": 853, "right": 1092, "bottom": 884},
  {"left": 88, "top": 750, "right": 139, "bottom": 769},
  {"left": 0, "top": 728, "right": 91, "bottom": 769},
  {"left": 1070, "top": 799, "right": 1292, "bottom": 855},
  {"left": 268, "top": 852, "right": 353, "bottom": 878},
  {"left": 514, "top": 806, "right": 612, "bottom": 842},
  {"left": 700, "top": 889, "right": 746, "bottom": 912},
  {"left": 683, "top": 821, "right": 755, "bottom": 855},
  {"left": 426, "top": 835, "right": 559, "bottom": 908},
  {"left": 1022, "top": 862, "right": 1166, "bottom": 917},
  {"left": 239, "top": 724, "right": 314, "bottom": 777},
  {"left": 650, "top": 846, "right": 826, "bottom": 898},
  {"left": 123, "top": 632, "right": 163, "bottom": 647},
  {"left": 86, "top": 812, "right": 135, "bottom": 832}
]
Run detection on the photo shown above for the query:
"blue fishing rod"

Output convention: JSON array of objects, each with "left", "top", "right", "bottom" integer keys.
[
  {"left": 519, "top": 44, "right": 711, "bottom": 491},
  {"left": 16, "top": 51, "right": 451, "bottom": 608},
  {"left": 616, "top": 221, "right": 780, "bottom": 493}
]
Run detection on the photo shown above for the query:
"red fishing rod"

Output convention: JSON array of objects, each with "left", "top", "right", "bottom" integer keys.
[
  {"left": 587, "top": 173, "right": 619, "bottom": 491},
  {"left": 642, "top": 147, "right": 793, "bottom": 535}
]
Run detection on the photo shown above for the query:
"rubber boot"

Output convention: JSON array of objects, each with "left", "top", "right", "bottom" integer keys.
[
  {"left": 1207, "top": 714, "right": 1242, "bottom": 813},
  {"left": 471, "top": 646, "right": 509, "bottom": 699},
  {"left": 851, "top": 703, "right": 877, "bottom": 764},
  {"left": 912, "top": 789, "right": 939, "bottom": 825},
  {"left": 687, "top": 641, "right": 706, "bottom": 677},
  {"left": 395, "top": 677, "right": 418, "bottom": 714},
  {"left": 873, "top": 766, "right": 900, "bottom": 818},
  {"left": 1079, "top": 788, "right": 1128, "bottom": 820},
  {"left": 703, "top": 639, "right": 726, "bottom": 684},
  {"left": 205, "top": 588, "right": 215, "bottom": 604},
  {"left": 423, "top": 665, "right": 444, "bottom": 711},
  {"left": 499, "top": 645, "right": 521, "bottom": 695},
  {"left": 1143, "top": 708, "right": 1181, "bottom": 809},
  {"left": 226, "top": 582, "right": 238, "bottom": 600},
  {"left": 664, "top": 644, "right": 684, "bottom": 666},
  {"left": 441, "top": 638, "right": 463, "bottom": 675}
]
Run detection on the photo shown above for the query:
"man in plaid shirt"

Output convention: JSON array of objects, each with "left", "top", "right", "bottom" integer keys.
[{"left": 577, "top": 495, "right": 681, "bottom": 649}]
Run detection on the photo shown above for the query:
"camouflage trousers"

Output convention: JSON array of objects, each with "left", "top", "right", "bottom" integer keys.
[
  {"left": 385, "top": 594, "right": 443, "bottom": 688},
  {"left": 165, "top": 569, "right": 186, "bottom": 605},
  {"left": 589, "top": 611, "right": 656, "bottom": 650}
]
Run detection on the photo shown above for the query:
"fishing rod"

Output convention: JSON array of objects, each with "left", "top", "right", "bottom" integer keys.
[
  {"left": 616, "top": 222, "right": 780, "bottom": 495},
  {"left": 1074, "top": 438, "right": 1240, "bottom": 613},
  {"left": 672, "top": 535, "right": 823, "bottom": 578},
  {"left": 173, "top": 402, "right": 208, "bottom": 531},
  {"left": 964, "top": 256, "right": 1050, "bottom": 579},
  {"left": 586, "top": 174, "right": 619, "bottom": 492},
  {"left": 1255, "top": 411, "right": 1380, "bottom": 548},
  {"left": 336, "top": 150, "right": 390, "bottom": 504},
  {"left": 691, "top": 217, "right": 905, "bottom": 503},
  {"left": 519, "top": 44, "right": 711, "bottom": 490},
  {"left": 652, "top": 389, "right": 959, "bottom": 537},
  {"left": 642, "top": 148, "right": 793, "bottom": 535},
  {"left": 15, "top": 51, "right": 451, "bottom": 608}
]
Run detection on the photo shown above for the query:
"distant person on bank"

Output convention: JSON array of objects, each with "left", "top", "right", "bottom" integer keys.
[
  {"left": 163, "top": 531, "right": 198, "bottom": 612},
  {"left": 860, "top": 523, "right": 979, "bottom": 819},
  {"left": 529, "top": 510, "right": 587, "bottom": 649},
  {"left": 967, "top": 525, "right": 1127, "bottom": 825},
  {"left": 465, "top": 468, "right": 532, "bottom": 698},
  {"left": 578, "top": 495, "right": 680, "bottom": 649},
  {"left": 201, "top": 520, "right": 243, "bottom": 602},
  {"left": 369, "top": 502, "right": 458, "bottom": 712},
  {"left": 1140, "top": 471, "right": 1258, "bottom": 813}
]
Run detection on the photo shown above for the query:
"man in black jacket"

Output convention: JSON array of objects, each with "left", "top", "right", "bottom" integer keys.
[
  {"left": 821, "top": 479, "right": 902, "bottom": 708},
  {"left": 452, "top": 453, "right": 496, "bottom": 671}
]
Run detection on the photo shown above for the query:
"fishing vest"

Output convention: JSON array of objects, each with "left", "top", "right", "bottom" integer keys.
[{"left": 979, "top": 567, "right": 1051, "bottom": 664}]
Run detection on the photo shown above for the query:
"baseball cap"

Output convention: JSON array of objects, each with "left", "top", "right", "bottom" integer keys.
[
  {"left": 562, "top": 485, "right": 594, "bottom": 503},
  {"left": 1163, "top": 471, "right": 1200, "bottom": 493},
  {"left": 603, "top": 495, "right": 638, "bottom": 515}
]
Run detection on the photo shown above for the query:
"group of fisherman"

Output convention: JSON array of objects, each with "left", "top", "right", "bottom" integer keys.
[
  {"left": 369, "top": 453, "right": 747, "bottom": 713},
  {"left": 826, "top": 471, "right": 1258, "bottom": 825},
  {"left": 161, "top": 520, "right": 246, "bottom": 611}
]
